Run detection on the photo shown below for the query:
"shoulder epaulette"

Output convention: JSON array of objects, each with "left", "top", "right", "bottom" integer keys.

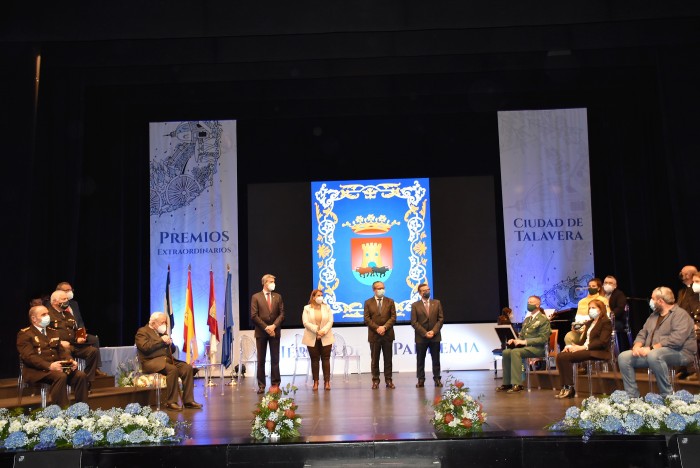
[{"left": 20, "top": 327, "right": 30, "bottom": 332}]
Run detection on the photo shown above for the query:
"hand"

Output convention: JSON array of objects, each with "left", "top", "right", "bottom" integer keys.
[
  {"left": 317, "top": 330, "right": 326, "bottom": 337},
  {"left": 49, "top": 361, "right": 64, "bottom": 372},
  {"left": 265, "top": 325, "right": 276, "bottom": 336},
  {"left": 426, "top": 331, "right": 434, "bottom": 339},
  {"left": 70, "top": 360, "right": 78, "bottom": 371},
  {"left": 76, "top": 337, "right": 86, "bottom": 344},
  {"left": 632, "top": 346, "right": 649, "bottom": 357},
  {"left": 161, "top": 334, "right": 172, "bottom": 345},
  {"left": 377, "top": 326, "right": 386, "bottom": 335},
  {"left": 60, "top": 340, "right": 71, "bottom": 349}
]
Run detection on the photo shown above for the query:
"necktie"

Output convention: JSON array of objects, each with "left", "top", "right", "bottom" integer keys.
[
  {"left": 41, "top": 328, "right": 46, "bottom": 336},
  {"left": 377, "top": 298, "right": 382, "bottom": 310},
  {"left": 266, "top": 292, "right": 272, "bottom": 310},
  {"left": 424, "top": 301, "right": 430, "bottom": 312}
]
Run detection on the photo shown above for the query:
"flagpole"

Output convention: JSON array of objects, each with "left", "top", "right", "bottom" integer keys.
[{"left": 225, "top": 263, "right": 237, "bottom": 386}]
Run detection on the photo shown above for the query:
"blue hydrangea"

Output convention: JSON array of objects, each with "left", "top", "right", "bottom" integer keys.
[
  {"left": 609, "top": 390, "right": 630, "bottom": 404},
  {"left": 72, "top": 429, "right": 94, "bottom": 448},
  {"left": 124, "top": 403, "right": 142, "bottom": 415},
  {"left": 66, "top": 402, "right": 90, "bottom": 418},
  {"left": 665, "top": 412, "right": 687, "bottom": 432},
  {"left": 565, "top": 406, "right": 581, "bottom": 419},
  {"left": 106, "top": 427, "right": 126, "bottom": 444},
  {"left": 127, "top": 429, "right": 148, "bottom": 444},
  {"left": 582, "top": 429, "right": 593, "bottom": 443},
  {"left": 670, "top": 390, "right": 694, "bottom": 404},
  {"left": 39, "top": 405, "right": 62, "bottom": 420},
  {"left": 579, "top": 419, "right": 594, "bottom": 430},
  {"left": 693, "top": 413, "right": 700, "bottom": 425},
  {"left": 38, "top": 426, "right": 59, "bottom": 447},
  {"left": 151, "top": 411, "right": 170, "bottom": 426},
  {"left": 601, "top": 415, "right": 623, "bottom": 433},
  {"left": 3, "top": 431, "right": 29, "bottom": 450},
  {"left": 644, "top": 393, "right": 664, "bottom": 405},
  {"left": 624, "top": 413, "right": 645, "bottom": 432}
]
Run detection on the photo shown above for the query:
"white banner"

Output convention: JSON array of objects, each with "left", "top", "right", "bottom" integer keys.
[
  {"left": 498, "top": 109, "right": 594, "bottom": 321},
  {"left": 149, "top": 120, "right": 240, "bottom": 362}
]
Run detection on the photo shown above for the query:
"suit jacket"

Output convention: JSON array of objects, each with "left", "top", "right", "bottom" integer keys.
[
  {"left": 606, "top": 288, "right": 628, "bottom": 323},
  {"left": 410, "top": 299, "right": 444, "bottom": 343},
  {"left": 573, "top": 315, "right": 613, "bottom": 360},
  {"left": 17, "top": 326, "right": 71, "bottom": 382},
  {"left": 67, "top": 299, "right": 86, "bottom": 329},
  {"left": 135, "top": 325, "right": 178, "bottom": 373},
  {"left": 301, "top": 304, "right": 335, "bottom": 347},
  {"left": 364, "top": 296, "right": 397, "bottom": 342},
  {"left": 250, "top": 291, "right": 285, "bottom": 338},
  {"left": 47, "top": 304, "right": 79, "bottom": 343}
]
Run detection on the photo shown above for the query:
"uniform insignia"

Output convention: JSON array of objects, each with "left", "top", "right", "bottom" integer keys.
[
  {"left": 34, "top": 335, "right": 40, "bottom": 343},
  {"left": 21, "top": 327, "right": 30, "bottom": 332}
]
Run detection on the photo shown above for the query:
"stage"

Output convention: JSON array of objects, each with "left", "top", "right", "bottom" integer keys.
[{"left": 1, "top": 370, "right": 697, "bottom": 467}]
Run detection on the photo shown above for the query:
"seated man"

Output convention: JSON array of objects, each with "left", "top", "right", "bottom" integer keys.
[
  {"left": 495, "top": 295, "right": 551, "bottom": 393},
  {"left": 135, "top": 312, "right": 202, "bottom": 411},
  {"left": 17, "top": 305, "right": 88, "bottom": 407},
  {"left": 46, "top": 290, "right": 99, "bottom": 387},
  {"left": 55, "top": 282, "right": 106, "bottom": 376},
  {"left": 618, "top": 286, "right": 697, "bottom": 397}
]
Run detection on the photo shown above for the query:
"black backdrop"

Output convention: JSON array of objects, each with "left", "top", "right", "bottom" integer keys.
[{"left": 2, "top": 2, "right": 699, "bottom": 378}]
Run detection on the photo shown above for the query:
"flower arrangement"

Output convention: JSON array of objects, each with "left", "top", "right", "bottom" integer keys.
[
  {"left": 430, "top": 377, "right": 487, "bottom": 436},
  {"left": 117, "top": 357, "right": 167, "bottom": 388},
  {"left": 548, "top": 390, "right": 700, "bottom": 441},
  {"left": 251, "top": 383, "right": 302, "bottom": 441},
  {"left": 0, "top": 402, "right": 185, "bottom": 451}
]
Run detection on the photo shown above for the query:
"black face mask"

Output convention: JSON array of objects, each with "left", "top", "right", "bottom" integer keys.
[
  {"left": 421, "top": 292, "right": 430, "bottom": 299},
  {"left": 59, "top": 302, "right": 70, "bottom": 310}
]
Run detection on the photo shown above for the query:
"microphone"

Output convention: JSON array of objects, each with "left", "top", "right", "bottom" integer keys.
[{"left": 626, "top": 297, "right": 649, "bottom": 301}]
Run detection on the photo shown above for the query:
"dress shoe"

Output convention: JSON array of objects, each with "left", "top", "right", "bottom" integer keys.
[
  {"left": 324, "top": 381, "right": 331, "bottom": 391},
  {"left": 495, "top": 384, "right": 512, "bottom": 392},
  {"left": 165, "top": 402, "right": 182, "bottom": 411},
  {"left": 416, "top": 379, "right": 425, "bottom": 388},
  {"left": 577, "top": 367, "right": 587, "bottom": 375},
  {"left": 555, "top": 387, "right": 567, "bottom": 398},
  {"left": 385, "top": 381, "right": 396, "bottom": 389},
  {"left": 184, "top": 401, "right": 203, "bottom": 409},
  {"left": 312, "top": 380, "right": 319, "bottom": 392},
  {"left": 506, "top": 385, "right": 524, "bottom": 394},
  {"left": 256, "top": 386, "right": 265, "bottom": 394},
  {"left": 434, "top": 379, "right": 443, "bottom": 388},
  {"left": 555, "top": 386, "right": 575, "bottom": 399},
  {"left": 95, "top": 369, "right": 108, "bottom": 377},
  {"left": 371, "top": 382, "right": 380, "bottom": 389},
  {"left": 677, "top": 371, "right": 690, "bottom": 380}
]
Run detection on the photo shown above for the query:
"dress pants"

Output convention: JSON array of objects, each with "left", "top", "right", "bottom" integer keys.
[
  {"left": 555, "top": 350, "right": 598, "bottom": 386},
  {"left": 307, "top": 339, "right": 332, "bottom": 382},
  {"left": 502, "top": 346, "right": 543, "bottom": 386},
  {"left": 37, "top": 369, "right": 88, "bottom": 407},
  {"left": 256, "top": 335, "right": 281, "bottom": 388},
  {"left": 71, "top": 343, "right": 99, "bottom": 382},
  {"left": 162, "top": 360, "right": 195, "bottom": 404},
  {"left": 415, "top": 341, "right": 441, "bottom": 381},
  {"left": 370, "top": 338, "right": 393, "bottom": 383}
]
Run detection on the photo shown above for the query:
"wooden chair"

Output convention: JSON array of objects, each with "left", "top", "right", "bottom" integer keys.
[{"left": 525, "top": 329, "right": 558, "bottom": 391}]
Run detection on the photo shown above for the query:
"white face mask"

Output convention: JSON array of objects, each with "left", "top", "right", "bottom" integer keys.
[
  {"left": 649, "top": 299, "right": 657, "bottom": 311},
  {"left": 39, "top": 315, "right": 51, "bottom": 328},
  {"left": 603, "top": 284, "right": 614, "bottom": 294},
  {"left": 375, "top": 289, "right": 385, "bottom": 298},
  {"left": 314, "top": 296, "right": 323, "bottom": 305},
  {"left": 156, "top": 324, "right": 167, "bottom": 334},
  {"left": 693, "top": 283, "right": 700, "bottom": 294},
  {"left": 588, "top": 309, "right": 600, "bottom": 320},
  {"left": 267, "top": 283, "right": 276, "bottom": 292}
]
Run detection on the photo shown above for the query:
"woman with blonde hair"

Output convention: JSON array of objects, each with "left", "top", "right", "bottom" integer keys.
[{"left": 301, "top": 289, "right": 335, "bottom": 390}]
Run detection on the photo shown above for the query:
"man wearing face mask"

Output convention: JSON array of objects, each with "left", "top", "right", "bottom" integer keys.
[
  {"left": 17, "top": 305, "right": 89, "bottom": 407},
  {"left": 364, "top": 280, "right": 397, "bottom": 389},
  {"left": 617, "top": 287, "right": 697, "bottom": 397},
  {"left": 135, "top": 312, "right": 202, "bottom": 411},
  {"left": 46, "top": 289, "right": 99, "bottom": 388},
  {"left": 410, "top": 283, "right": 444, "bottom": 388},
  {"left": 677, "top": 265, "right": 698, "bottom": 313},
  {"left": 55, "top": 282, "right": 106, "bottom": 376},
  {"left": 565, "top": 278, "right": 609, "bottom": 346},
  {"left": 554, "top": 299, "right": 612, "bottom": 398},
  {"left": 603, "top": 275, "right": 631, "bottom": 354},
  {"left": 250, "top": 273, "right": 285, "bottom": 394}
]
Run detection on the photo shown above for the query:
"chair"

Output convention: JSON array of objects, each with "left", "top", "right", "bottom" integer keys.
[
  {"left": 525, "top": 330, "right": 558, "bottom": 391},
  {"left": 291, "top": 333, "right": 311, "bottom": 385},
  {"left": 17, "top": 360, "right": 51, "bottom": 408},
  {"left": 237, "top": 334, "right": 258, "bottom": 389},
  {"left": 573, "top": 329, "right": 619, "bottom": 397},
  {"left": 331, "top": 332, "right": 361, "bottom": 382},
  {"left": 134, "top": 354, "right": 162, "bottom": 410},
  {"left": 647, "top": 353, "right": 700, "bottom": 395}
]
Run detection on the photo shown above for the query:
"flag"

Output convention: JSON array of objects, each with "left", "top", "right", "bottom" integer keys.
[
  {"left": 207, "top": 269, "right": 220, "bottom": 360},
  {"left": 164, "top": 265, "right": 174, "bottom": 334},
  {"left": 182, "top": 266, "right": 199, "bottom": 364},
  {"left": 221, "top": 268, "right": 234, "bottom": 369}
]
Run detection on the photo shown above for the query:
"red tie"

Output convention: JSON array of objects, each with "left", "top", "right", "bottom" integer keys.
[{"left": 266, "top": 293, "right": 272, "bottom": 310}]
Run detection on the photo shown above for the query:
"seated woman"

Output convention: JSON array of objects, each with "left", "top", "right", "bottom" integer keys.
[{"left": 554, "top": 298, "right": 612, "bottom": 398}]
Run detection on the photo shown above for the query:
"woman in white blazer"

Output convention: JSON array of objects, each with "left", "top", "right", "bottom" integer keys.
[{"left": 302, "top": 289, "right": 335, "bottom": 390}]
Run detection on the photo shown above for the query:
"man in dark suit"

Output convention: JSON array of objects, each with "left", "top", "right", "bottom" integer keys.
[
  {"left": 410, "top": 283, "right": 444, "bottom": 388},
  {"left": 603, "top": 275, "right": 630, "bottom": 353},
  {"left": 364, "top": 280, "right": 397, "bottom": 389},
  {"left": 46, "top": 290, "right": 99, "bottom": 387},
  {"left": 17, "top": 305, "right": 88, "bottom": 407},
  {"left": 135, "top": 311, "right": 202, "bottom": 411},
  {"left": 250, "top": 273, "right": 285, "bottom": 394},
  {"left": 55, "top": 282, "right": 106, "bottom": 375}
]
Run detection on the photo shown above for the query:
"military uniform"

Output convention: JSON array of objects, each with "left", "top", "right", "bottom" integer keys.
[
  {"left": 47, "top": 304, "right": 98, "bottom": 382},
  {"left": 17, "top": 325, "right": 88, "bottom": 407},
  {"left": 501, "top": 310, "right": 552, "bottom": 387}
]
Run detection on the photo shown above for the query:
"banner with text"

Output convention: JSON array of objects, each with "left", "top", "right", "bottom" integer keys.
[
  {"left": 498, "top": 109, "right": 594, "bottom": 321},
  {"left": 149, "top": 120, "right": 239, "bottom": 362}
]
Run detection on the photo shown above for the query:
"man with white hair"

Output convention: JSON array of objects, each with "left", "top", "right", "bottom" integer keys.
[
  {"left": 135, "top": 312, "right": 202, "bottom": 411},
  {"left": 617, "top": 286, "right": 697, "bottom": 397}
]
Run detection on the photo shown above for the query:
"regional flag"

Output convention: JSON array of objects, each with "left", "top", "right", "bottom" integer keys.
[
  {"left": 221, "top": 267, "right": 234, "bottom": 369},
  {"left": 164, "top": 265, "right": 174, "bottom": 334},
  {"left": 182, "top": 265, "right": 199, "bottom": 364},
  {"left": 207, "top": 268, "right": 220, "bottom": 359}
]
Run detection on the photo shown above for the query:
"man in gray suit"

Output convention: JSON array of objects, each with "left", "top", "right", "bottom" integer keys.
[
  {"left": 364, "top": 280, "right": 397, "bottom": 389},
  {"left": 410, "top": 283, "right": 444, "bottom": 388}
]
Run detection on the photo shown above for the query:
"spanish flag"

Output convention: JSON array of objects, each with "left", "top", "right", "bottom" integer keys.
[
  {"left": 182, "top": 265, "right": 199, "bottom": 364},
  {"left": 207, "top": 268, "right": 220, "bottom": 360}
]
